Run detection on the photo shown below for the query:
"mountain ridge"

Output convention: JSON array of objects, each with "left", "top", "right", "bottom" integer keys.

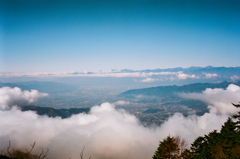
[{"left": 119, "top": 81, "right": 240, "bottom": 98}]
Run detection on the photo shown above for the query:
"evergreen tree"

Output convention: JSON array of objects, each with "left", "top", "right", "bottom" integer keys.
[
  {"left": 187, "top": 103, "right": 240, "bottom": 159},
  {"left": 153, "top": 136, "right": 188, "bottom": 159},
  {"left": 154, "top": 102, "right": 240, "bottom": 159},
  {"left": 153, "top": 136, "right": 180, "bottom": 159},
  {"left": 233, "top": 102, "right": 240, "bottom": 131}
]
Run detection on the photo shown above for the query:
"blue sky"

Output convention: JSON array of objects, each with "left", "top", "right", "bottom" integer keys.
[{"left": 1, "top": 0, "right": 240, "bottom": 73}]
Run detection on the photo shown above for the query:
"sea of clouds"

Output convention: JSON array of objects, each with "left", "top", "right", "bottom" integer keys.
[{"left": 0, "top": 85, "right": 240, "bottom": 159}]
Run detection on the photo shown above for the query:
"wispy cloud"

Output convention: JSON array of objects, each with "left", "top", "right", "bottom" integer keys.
[
  {"left": 0, "top": 71, "right": 199, "bottom": 81},
  {"left": 231, "top": 75, "right": 240, "bottom": 82},
  {"left": 0, "top": 72, "right": 173, "bottom": 78},
  {"left": 113, "top": 100, "right": 130, "bottom": 106},
  {"left": 203, "top": 73, "right": 218, "bottom": 78},
  {"left": 141, "top": 78, "right": 156, "bottom": 83},
  {"left": 176, "top": 71, "right": 199, "bottom": 80}
]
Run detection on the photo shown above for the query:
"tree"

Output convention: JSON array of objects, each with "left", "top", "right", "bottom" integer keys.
[
  {"left": 233, "top": 102, "right": 240, "bottom": 131},
  {"left": 154, "top": 103, "right": 240, "bottom": 159},
  {"left": 186, "top": 103, "right": 240, "bottom": 159},
  {"left": 153, "top": 136, "right": 187, "bottom": 159},
  {"left": 0, "top": 141, "right": 48, "bottom": 159}
]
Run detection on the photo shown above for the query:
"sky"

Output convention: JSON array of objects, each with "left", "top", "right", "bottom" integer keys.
[{"left": 1, "top": 0, "right": 240, "bottom": 73}]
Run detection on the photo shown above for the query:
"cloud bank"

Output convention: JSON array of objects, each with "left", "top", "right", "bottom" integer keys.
[
  {"left": 180, "top": 84, "right": 240, "bottom": 115},
  {"left": 0, "top": 87, "right": 48, "bottom": 110},
  {"left": 0, "top": 71, "right": 198, "bottom": 80},
  {"left": 0, "top": 86, "right": 239, "bottom": 159}
]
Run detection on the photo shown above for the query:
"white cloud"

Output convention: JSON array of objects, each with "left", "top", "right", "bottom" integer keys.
[
  {"left": 141, "top": 78, "right": 156, "bottom": 83},
  {"left": 0, "top": 102, "right": 230, "bottom": 159},
  {"left": 0, "top": 71, "right": 177, "bottom": 78},
  {"left": 159, "top": 112, "right": 228, "bottom": 144},
  {"left": 0, "top": 103, "right": 156, "bottom": 159},
  {"left": 231, "top": 75, "right": 240, "bottom": 82},
  {"left": 176, "top": 71, "right": 198, "bottom": 80},
  {"left": 0, "top": 87, "right": 48, "bottom": 110},
  {"left": 203, "top": 73, "right": 218, "bottom": 78},
  {"left": 0, "top": 86, "right": 239, "bottom": 159},
  {"left": 179, "top": 84, "right": 240, "bottom": 115},
  {"left": 114, "top": 100, "right": 130, "bottom": 106},
  {"left": 158, "top": 72, "right": 176, "bottom": 75}
]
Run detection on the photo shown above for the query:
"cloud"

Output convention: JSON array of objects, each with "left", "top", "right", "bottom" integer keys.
[
  {"left": 141, "top": 78, "right": 156, "bottom": 83},
  {"left": 0, "top": 72, "right": 165, "bottom": 78},
  {"left": 203, "top": 73, "right": 218, "bottom": 78},
  {"left": 0, "top": 86, "right": 239, "bottom": 159},
  {"left": 179, "top": 84, "right": 240, "bottom": 115},
  {"left": 157, "top": 72, "right": 176, "bottom": 75},
  {"left": 159, "top": 113, "right": 228, "bottom": 144},
  {"left": 113, "top": 100, "right": 130, "bottom": 106},
  {"left": 0, "top": 71, "right": 179, "bottom": 78},
  {"left": 0, "top": 71, "right": 202, "bottom": 82},
  {"left": 176, "top": 72, "right": 198, "bottom": 80},
  {"left": 0, "top": 103, "right": 156, "bottom": 159},
  {"left": 231, "top": 75, "right": 240, "bottom": 82},
  {"left": 0, "top": 103, "right": 229, "bottom": 159},
  {"left": 0, "top": 87, "right": 48, "bottom": 110}
]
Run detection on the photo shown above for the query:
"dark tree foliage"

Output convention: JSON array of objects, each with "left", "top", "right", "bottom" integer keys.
[
  {"left": 0, "top": 155, "right": 11, "bottom": 159},
  {"left": 186, "top": 117, "right": 240, "bottom": 159},
  {"left": 184, "top": 103, "right": 240, "bottom": 159},
  {"left": 153, "top": 136, "right": 187, "bottom": 159},
  {"left": 153, "top": 136, "right": 179, "bottom": 159},
  {"left": 233, "top": 102, "right": 240, "bottom": 131},
  {"left": 154, "top": 103, "right": 240, "bottom": 159}
]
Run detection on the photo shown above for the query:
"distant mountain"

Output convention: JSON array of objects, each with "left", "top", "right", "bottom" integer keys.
[
  {"left": 1, "top": 66, "right": 240, "bottom": 89},
  {"left": 120, "top": 66, "right": 240, "bottom": 74},
  {"left": 119, "top": 81, "right": 240, "bottom": 98},
  {"left": 118, "top": 81, "right": 240, "bottom": 116},
  {"left": 20, "top": 105, "right": 90, "bottom": 118}
]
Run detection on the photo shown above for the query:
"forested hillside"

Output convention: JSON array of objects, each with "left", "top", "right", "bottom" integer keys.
[{"left": 119, "top": 81, "right": 240, "bottom": 98}]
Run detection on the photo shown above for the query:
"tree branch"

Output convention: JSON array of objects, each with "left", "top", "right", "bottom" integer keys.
[
  {"left": 7, "top": 140, "right": 12, "bottom": 159},
  {"left": 25, "top": 141, "right": 36, "bottom": 159}
]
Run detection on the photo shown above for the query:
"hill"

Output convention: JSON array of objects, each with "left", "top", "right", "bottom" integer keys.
[
  {"left": 119, "top": 81, "right": 240, "bottom": 98},
  {"left": 19, "top": 105, "right": 90, "bottom": 118}
]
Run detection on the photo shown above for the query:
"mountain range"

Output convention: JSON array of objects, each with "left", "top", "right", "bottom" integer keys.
[{"left": 119, "top": 81, "right": 240, "bottom": 98}]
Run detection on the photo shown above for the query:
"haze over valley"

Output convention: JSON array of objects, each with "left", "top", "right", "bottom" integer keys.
[{"left": 1, "top": 66, "right": 240, "bottom": 126}]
